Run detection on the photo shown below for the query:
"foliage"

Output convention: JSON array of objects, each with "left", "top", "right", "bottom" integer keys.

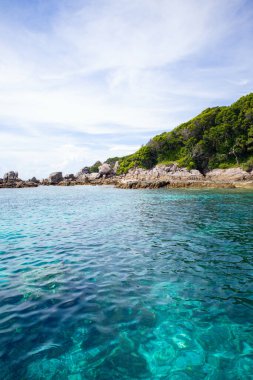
[
  {"left": 105, "top": 157, "right": 120, "bottom": 166},
  {"left": 113, "top": 93, "right": 253, "bottom": 174},
  {"left": 242, "top": 157, "right": 253, "bottom": 172},
  {"left": 116, "top": 146, "right": 157, "bottom": 174},
  {"left": 89, "top": 161, "right": 102, "bottom": 173}
]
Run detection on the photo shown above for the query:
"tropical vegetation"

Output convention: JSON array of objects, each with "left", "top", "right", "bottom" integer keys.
[{"left": 114, "top": 93, "right": 253, "bottom": 174}]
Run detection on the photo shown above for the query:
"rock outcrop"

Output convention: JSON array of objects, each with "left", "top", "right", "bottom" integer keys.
[
  {"left": 0, "top": 171, "right": 39, "bottom": 188},
  {"left": 3, "top": 171, "right": 19, "bottom": 182},
  {"left": 48, "top": 164, "right": 253, "bottom": 189},
  {"left": 0, "top": 170, "right": 39, "bottom": 188},
  {"left": 48, "top": 172, "right": 63, "bottom": 185},
  {"left": 99, "top": 163, "right": 112, "bottom": 176},
  {"left": 64, "top": 174, "right": 76, "bottom": 181},
  {"left": 2, "top": 164, "right": 252, "bottom": 190},
  {"left": 205, "top": 168, "right": 253, "bottom": 182},
  {"left": 69, "top": 162, "right": 115, "bottom": 185},
  {"left": 0, "top": 182, "right": 38, "bottom": 188},
  {"left": 116, "top": 179, "right": 237, "bottom": 189},
  {"left": 116, "top": 164, "right": 253, "bottom": 189},
  {"left": 123, "top": 164, "right": 204, "bottom": 182},
  {"left": 76, "top": 167, "right": 89, "bottom": 177},
  {"left": 28, "top": 177, "right": 40, "bottom": 183}
]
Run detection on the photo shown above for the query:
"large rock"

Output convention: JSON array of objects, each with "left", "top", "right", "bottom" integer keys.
[
  {"left": 28, "top": 177, "right": 40, "bottom": 183},
  {"left": 64, "top": 174, "right": 76, "bottom": 181},
  {"left": 15, "top": 181, "right": 39, "bottom": 188},
  {"left": 77, "top": 172, "right": 101, "bottom": 183},
  {"left": 99, "top": 163, "right": 112, "bottom": 176},
  {"left": 76, "top": 167, "right": 89, "bottom": 177},
  {"left": 3, "top": 171, "right": 18, "bottom": 182},
  {"left": 88, "top": 172, "right": 101, "bottom": 180},
  {"left": 205, "top": 168, "right": 253, "bottom": 182},
  {"left": 125, "top": 165, "right": 203, "bottom": 181},
  {"left": 41, "top": 179, "right": 49, "bottom": 185},
  {"left": 48, "top": 172, "right": 63, "bottom": 184}
]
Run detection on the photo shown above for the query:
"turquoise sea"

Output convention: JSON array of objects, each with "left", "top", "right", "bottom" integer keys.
[{"left": 0, "top": 186, "right": 253, "bottom": 380}]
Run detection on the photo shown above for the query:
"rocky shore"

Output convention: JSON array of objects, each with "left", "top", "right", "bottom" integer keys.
[
  {"left": 1, "top": 164, "right": 253, "bottom": 189},
  {"left": 115, "top": 165, "right": 253, "bottom": 189},
  {"left": 0, "top": 171, "right": 39, "bottom": 189}
]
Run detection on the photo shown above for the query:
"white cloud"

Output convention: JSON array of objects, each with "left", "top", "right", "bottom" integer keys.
[{"left": 0, "top": 0, "right": 252, "bottom": 178}]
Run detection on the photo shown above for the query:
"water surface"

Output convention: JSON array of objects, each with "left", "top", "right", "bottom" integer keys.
[{"left": 0, "top": 186, "right": 253, "bottom": 379}]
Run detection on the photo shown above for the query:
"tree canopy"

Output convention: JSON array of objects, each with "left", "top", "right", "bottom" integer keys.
[{"left": 114, "top": 93, "right": 253, "bottom": 174}]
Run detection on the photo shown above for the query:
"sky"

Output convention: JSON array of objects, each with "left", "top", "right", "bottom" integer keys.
[{"left": 0, "top": 0, "right": 253, "bottom": 179}]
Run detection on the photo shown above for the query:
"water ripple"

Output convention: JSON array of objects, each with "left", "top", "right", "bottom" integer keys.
[{"left": 0, "top": 186, "right": 252, "bottom": 379}]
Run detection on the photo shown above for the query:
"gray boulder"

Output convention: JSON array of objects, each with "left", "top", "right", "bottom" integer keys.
[
  {"left": 76, "top": 167, "right": 90, "bottom": 178},
  {"left": 88, "top": 172, "right": 101, "bottom": 180},
  {"left": 64, "top": 174, "right": 76, "bottom": 181},
  {"left": 3, "top": 171, "right": 18, "bottom": 182},
  {"left": 48, "top": 172, "right": 63, "bottom": 184},
  {"left": 28, "top": 177, "right": 40, "bottom": 183},
  {"left": 78, "top": 167, "right": 89, "bottom": 175},
  {"left": 99, "top": 163, "right": 112, "bottom": 176}
]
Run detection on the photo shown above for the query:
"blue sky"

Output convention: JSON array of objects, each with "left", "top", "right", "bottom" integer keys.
[{"left": 0, "top": 0, "right": 253, "bottom": 179}]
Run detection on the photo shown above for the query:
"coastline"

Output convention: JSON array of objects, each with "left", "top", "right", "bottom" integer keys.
[
  {"left": 1, "top": 165, "right": 253, "bottom": 189},
  {"left": 115, "top": 179, "right": 253, "bottom": 189}
]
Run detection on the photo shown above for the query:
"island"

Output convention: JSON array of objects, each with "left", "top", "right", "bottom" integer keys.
[{"left": 1, "top": 93, "right": 253, "bottom": 190}]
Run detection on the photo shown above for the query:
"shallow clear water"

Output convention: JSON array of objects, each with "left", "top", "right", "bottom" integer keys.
[{"left": 0, "top": 186, "right": 253, "bottom": 380}]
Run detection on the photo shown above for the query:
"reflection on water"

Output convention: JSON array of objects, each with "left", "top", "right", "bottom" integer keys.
[{"left": 0, "top": 186, "right": 252, "bottom": 379}]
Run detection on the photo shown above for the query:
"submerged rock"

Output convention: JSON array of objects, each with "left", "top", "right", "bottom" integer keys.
[
  {"left": 26, "top": 358, "right": 67, "bottom": 379},
  {"left": 106, "top": 347, "right": 149, "bottom": 378}
]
